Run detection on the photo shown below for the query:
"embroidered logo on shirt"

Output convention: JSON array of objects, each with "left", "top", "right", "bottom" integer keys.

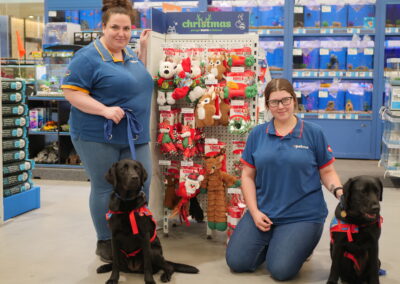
[
  {"left": 130, "top": 60, "right": 138, "bottom": 63},
  {"left": 293, "top": 145, "right": 309, "bottom": 150},
  {"left": 327, "top": 145, "right": 333, "bottom": 152},
  {"left": 64, "top": 70, "right": 71, "bottom": 77}
]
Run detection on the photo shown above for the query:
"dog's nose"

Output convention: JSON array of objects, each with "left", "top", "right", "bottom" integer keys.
[{"left": 371, "top": 204, "right": 380, "bottom": 213}]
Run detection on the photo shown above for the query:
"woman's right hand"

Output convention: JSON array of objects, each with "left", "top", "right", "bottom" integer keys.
[
  {"left": 251, "top": 210, "right": 273, "bottom": 232},
  {"left": 102, "top": 106, "right": 125, "bottom": 124}
]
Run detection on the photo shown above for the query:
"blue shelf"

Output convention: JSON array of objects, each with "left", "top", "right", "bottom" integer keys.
[
  {"left": 293, "top": 27, "right": 375, "bottom": 36},
  {"left": 298, "top": 113, "right": 373, "bottom": 120},
  {"left": 385, "top": 27, "right": 400, "bottom": 35},
  {"left": 3, "top": 186, "right": 40, "bottom": 221},
  {"left": 252, "top": 29, "right": 284, "bottom": 37},
  {"left": 35, "top": 164, "right": 83, "bottom": 169},
  {"left": 28, "top": 130, "right": 58, "bottom": 135},
  {"left": 28, "top": 96, "right": 66, "bottom": 101},
  {"left": 292, "top": 70, "right": 373, "bottom": 79}
]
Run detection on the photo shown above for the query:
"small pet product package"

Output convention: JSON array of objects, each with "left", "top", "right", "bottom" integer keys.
[
  {"left": 319, "top": 40, "right": 348, "bottom": 70},
  {"left": 348, "top": 1, "right": 375, "bottom": 28},
  {"left": 2, "top": 138, "right": 27, "bottom": 151},
  {"left": 293, "top": 40, "right": 320, "bottom": 70},
  {"left": 2, "top": 160, "right": 34, "bottom": 175},
  {"left": 320, "top": 4, "right": 348, "bottom": 28},
  {"left": 258, "top": 0, "right": 284, "bottom": 29},
  {"left": 2, "top": 92, "right": 24, "bottom": 104},
  {"left": 295, "top": 81, "right": 320, "bottom": 112},
  {"left": 347, "top": 35, "right": 374, "bottom": 71},
  {"left": 318, "top": 82, "right": 346, "bottom": 113},
  {"left": 260, "top": 41, "right": 284, "bottom": 70}
]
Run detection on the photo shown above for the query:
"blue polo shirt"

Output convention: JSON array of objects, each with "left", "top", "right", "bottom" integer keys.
[
  {"left": 241, "top": 117, "right": 334, "bottom": 224},
  {"left": 61, "top": 38, "right": 153, "bottom": 144}
]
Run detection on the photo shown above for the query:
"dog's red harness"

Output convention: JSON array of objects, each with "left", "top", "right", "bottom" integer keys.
[
  {"left": 330, "top": 216, "right": 383, "bottom": 272},
  {"left": 106, "top": 206, "right": 157, "bottom": 257}
]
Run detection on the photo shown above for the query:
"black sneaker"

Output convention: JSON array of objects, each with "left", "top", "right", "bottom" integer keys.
[{"left": 96, "top": 240, "right": 112, "bottom": 263}]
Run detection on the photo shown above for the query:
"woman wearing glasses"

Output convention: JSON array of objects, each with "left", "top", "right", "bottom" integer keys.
[{"left": 226, "top": 78, "right": 343, "bottom": 281}]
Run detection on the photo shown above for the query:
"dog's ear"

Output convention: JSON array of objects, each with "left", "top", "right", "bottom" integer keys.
[
  {"left": 374, "top": 177, "right": 383, "bottom": 201},
  {"left": 342, "top": 177, "right": 354, "bottom": 211},
  {"left": 137, "top": 161, "right": 148, "bottom": 186},
  {"left": 105, "top": 162, "right": 118, "bottom": 188}
]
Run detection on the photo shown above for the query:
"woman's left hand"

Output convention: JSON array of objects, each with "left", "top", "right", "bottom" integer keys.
[{"left": 139, "top": 29, "right": 151, "bottom": 50}]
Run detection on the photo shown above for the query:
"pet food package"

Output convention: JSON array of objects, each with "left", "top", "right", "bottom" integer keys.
[
  {"left": 258, "top": 0, "right": 284, "bottom": 29},
  {"left": 43, "top": 22, "right": 81, "bottom": 47},
  {"left": 3, "top": 149, "right": 27, "bottom": 163},
  {"left": 293, "top": 40, "right": 320, "bottom": 70},
  {"left": 320, "top": 4, "right": 348, "bottom": 28},
  {"left": 2, "top": 138, "right": 27, "bottom": 151},
  {"left": 3, "top": 160, "right": 35, "bottom": 176},
  {"left": 2, "top": 79, "right": 25, "bottom": 92},
  {"left": 2, "top": 116, "right": 28, "bottom": 128},
  {"left": 2, "top": 104, "right": 28, "bottom": 117},
  {"left": 347, "top": 1, "right": 375, "bottom": 28},
  {"left": 260, "top": 41, "right": 284, "bottom": 70},
  {"left": 318, "top": 83, "right": 346, "bottom": 113},
  {"left": 3, "top": 171, "right": 31, "bottom": 188},
  {"left": 2, "top": 92, "right": 24, "bottom": 104},
  {"left": 3, "top": 181, "right": 33, "bottom": 197},
  {"left": 347, "top": 36, "right": 374, "bottom": 71},
  {"left": 2, "top": 127, "right": 27, "bottom": 139},
  {"left": 319, "top": 40, "right": 348, "bottom": 70}
]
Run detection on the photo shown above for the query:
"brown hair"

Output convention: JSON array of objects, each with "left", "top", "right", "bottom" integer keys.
[
  {"left": 102, "top": 0, "right": 134, "bottom": 25},
  {"left": 264, "top": 78, "right": 298, "bottom": 109}
]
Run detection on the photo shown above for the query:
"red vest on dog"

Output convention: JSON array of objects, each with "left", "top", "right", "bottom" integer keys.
[{"left": 106, "top": 206, "right": 157, "bottom": 258}]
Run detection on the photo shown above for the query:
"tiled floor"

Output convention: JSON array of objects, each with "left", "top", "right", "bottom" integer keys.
[{"left": 1, "top": 159, "right": 399, "bottom": 284}]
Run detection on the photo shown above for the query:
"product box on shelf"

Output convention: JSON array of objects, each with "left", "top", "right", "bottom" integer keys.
[
  {"left": 233, "top": 6, "right": 259, "bottom": 28},
  {"left": 65, "top": 10, "right": 80, "bottom": 24},
  {"left": 294, "top": 5, "right": 321, "bottom": 28},
  {"left": 345, "top": 82, "right": 372, "bottom": 112},
  {"left": 293, "top": 40, "right": 320, "bottom": 70},
  {"left": 79, "top": 9, "right": 102, "bottom": 30},
  {"left": 43, "top": 22, "right": 81, "bottom": 47},
  {"left": 385, "top": 41, "right": 400, "bottom": 69},
  {"left": 321, "top": 4, "right": 348, "bottom": 28},
  {"left": 319, "top": 40, "right": 347, "bottom": 70},
  {"left": 347, "top": 38, "right": 374, "bottom": 71},
  {"left": 258, "top": 3, "right": 284, "bottom": 29},
  {"left": 260, "top": 41, "right": 284, "bottom": 70},
  {"left": 348, "top": 4, "right": 375, "bottom": 28},
  {"left": 318, "top": 83, "right": 345, "bottom": 113},
  {"left": 386, "top": 4, "right": 400, "bottom": 27},
  {"left": 294, "top": 81, "right": 319, "bottom": 112}
]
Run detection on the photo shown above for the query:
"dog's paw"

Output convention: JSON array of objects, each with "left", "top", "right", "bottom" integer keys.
[
  {"left": 160, "top": 272, "right": 172, "bottom": 282},
  {"left": 326, "top": 281, "right": 337, "bottom": 284},
  {"left": 106, "top": 280, "right": 118, "bottom": 284},
  {"left": 145, "top": 281, "right": 156, "bottom": 284}
]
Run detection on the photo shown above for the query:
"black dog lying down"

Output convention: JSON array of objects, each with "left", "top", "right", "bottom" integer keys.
[
  {"left": 327, "top": 175, "right": 383, "bottom": 284},
  {"left": 97, "top": 159, "right": 199, "bottom": 284}
]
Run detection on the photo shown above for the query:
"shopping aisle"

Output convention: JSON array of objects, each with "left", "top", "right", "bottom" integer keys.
[{"left": 0, "top": 160, "right": 399, "bottom": 284}]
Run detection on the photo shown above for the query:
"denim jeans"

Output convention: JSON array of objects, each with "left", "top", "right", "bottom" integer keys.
[
  {"left": 226, "top": 211, "right": 324, "bottom": 281},
  {"left": 72, "top": 138, "right": 152, "bottom": 241}
]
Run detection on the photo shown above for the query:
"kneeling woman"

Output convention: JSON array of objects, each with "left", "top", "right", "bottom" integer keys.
[{"left": 226, "top": 78, "right": 343, "bottom": 281}]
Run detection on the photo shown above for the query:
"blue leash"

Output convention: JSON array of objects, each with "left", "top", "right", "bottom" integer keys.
[{"left": 104, "top": 107, "right": 143, "bottom": 160}]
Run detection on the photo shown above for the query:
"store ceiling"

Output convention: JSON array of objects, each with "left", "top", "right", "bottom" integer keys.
[{"left": 0, "top": 2, "right": 44, "bottom": 20}]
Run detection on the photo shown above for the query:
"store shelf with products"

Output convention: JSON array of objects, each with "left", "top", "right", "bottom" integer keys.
[{"left": 1, "top": 78, "right": 40, "bottom": 222}]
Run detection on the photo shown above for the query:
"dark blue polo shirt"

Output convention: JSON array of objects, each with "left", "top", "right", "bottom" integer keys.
[
  {"left": 241, "top": 117, "right": 334, "bottom": 224},
  {"left": 61, "top": 38, "right": 153, "bottom": 144}
]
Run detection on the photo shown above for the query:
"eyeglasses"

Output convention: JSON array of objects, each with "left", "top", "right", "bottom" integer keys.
[{"left": 267, "top": 96, "right": 293, "bottom": 108}]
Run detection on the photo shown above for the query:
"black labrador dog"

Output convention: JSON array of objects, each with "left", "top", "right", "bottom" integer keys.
[
  {"left": 327, "top": 175, "right": 383, "bottom": 284},
  {"left": 97, "top": 159, "right": 199, "bottom": 284}
]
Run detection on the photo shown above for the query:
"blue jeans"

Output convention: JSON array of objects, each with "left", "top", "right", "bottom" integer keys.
[
  {"left": 226, "top": 211, "right": 324, "bottom": 281},
  {"left": 72, "top": 138, "right": 152, "bottom": 241}
]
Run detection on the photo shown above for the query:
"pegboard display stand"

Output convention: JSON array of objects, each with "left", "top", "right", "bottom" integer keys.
[{"left": 146, "top": 32, "right": 261, "bottom": 238}]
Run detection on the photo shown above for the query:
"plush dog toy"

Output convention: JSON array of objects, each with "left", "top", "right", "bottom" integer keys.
[
  {"left": 155, "top": 59, "right": 177, "bottom": 105},
  {"left": 200, "top": 150, "right": 240, "bottom": 231},
  {"left": 172, "top": 57, "right": 193, "bottom": 101},
  {"left": 164, "top": 173, "right": 181, "bottom": 210}
]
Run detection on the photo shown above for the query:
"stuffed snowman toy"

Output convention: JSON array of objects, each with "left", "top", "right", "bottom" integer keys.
[{"left": 155, "top": 60, "right": 177, "bottom": 105}]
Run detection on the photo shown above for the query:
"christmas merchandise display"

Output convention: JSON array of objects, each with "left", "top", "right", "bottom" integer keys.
[{"left": 154, "top": 35, "right": 261, "bottom": 238}]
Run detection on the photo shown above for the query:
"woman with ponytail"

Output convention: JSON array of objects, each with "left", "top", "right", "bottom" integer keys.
[{"left": 61, "top": 0, "right": 153, "bottom": 263}]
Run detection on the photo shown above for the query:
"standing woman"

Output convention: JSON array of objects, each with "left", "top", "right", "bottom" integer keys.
[
  {"left": 226, "top": 78, "right": 344, "bottom": 281},
  {"left": 61, "top": 0, "right": 153, "bottom": 263}
]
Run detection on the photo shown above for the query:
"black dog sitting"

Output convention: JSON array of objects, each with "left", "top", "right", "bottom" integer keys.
[
  {"left": 97, "top": 159, "right": 199, "bottom": 284},
  {"left": 327, "top": 175, "right": 383, "bottom": 284}
]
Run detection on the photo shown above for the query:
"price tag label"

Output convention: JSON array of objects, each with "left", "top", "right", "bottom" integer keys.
[
  {"left": 231, "top": 67, "right": 245, "bottom": 73},
  {"left": 327, "top": 114, "right": 337, "bottom": 119},
  {"left": 322, "top": 5, "right": 332, "bottom": 13},
  {"left": 205, "top": 138, "right": 218, "bottom": 144},
  {"left": 181, "top": 108, "right": 194, "bottom": 114},
  {"left": 348, "top": 48, "right": 357, "bottom": 55},
  {"left": 319, "top": 91, "right": 329, "bottom": 98},
  {"left": 303, "top": 71, "right": 311, "bottom": 77},
  {"left": 181, "top": 160, "right": 194, "bottom": 167},
  {"left": 293, "top": 71, "right": 299, "bottom": 77},
  {"left": 205, "top": 78, "right": 218, "bottom": 85},
  {"left": 347, "top": 28, "right": 354, "bottom": 34},
  {"left": 231, "top": 100, "right": 245, "bottom": 106},
  {"left": 295, "top": 91, "right": 302, "bottom": 98},
  {"left": 346, "top": 72, "right": 352, "bottom": 77},
  {"left": 293, "top": 48, "right": 302, "bottom": 56},
  {"left": 159, "top": 160, "right": 171, "bottom": 166},
  {"left": 294, "top": 6, "right": 304, "bottom": 13},
  {"left": 364, "top": 48, "right": 374, "bottom": 55},
  {"left": 320, "top": 28, "right": 327, "bottom": 34},
  {"left": 359, "top": 72, "right": 366, "bottom": 77},
  {"left": 159, "top": 105, "right": 171, "bottom": 111},
  {"left": 328, "top": 71, "right": 336, "bottom": 76},
  {"left": 320, "top": 48, "right": 329, "bottom": 55}
]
